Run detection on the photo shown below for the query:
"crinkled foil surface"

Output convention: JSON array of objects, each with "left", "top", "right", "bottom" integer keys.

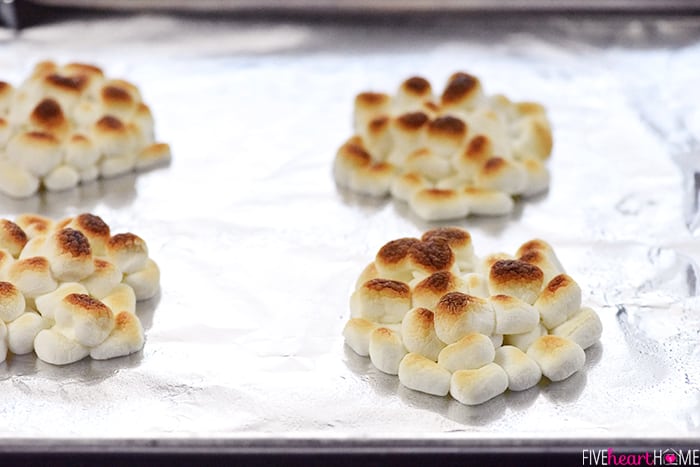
[{"left": 0, "top": 12, "right": 698, "bottom": 450}]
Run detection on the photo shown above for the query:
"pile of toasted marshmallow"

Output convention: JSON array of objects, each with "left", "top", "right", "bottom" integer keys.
[
  {"left": 0, "top": 213, "right": 159, "bottom": 365},
  {"left": 0, "top": 61, "right": 171, "bottom": 198},
  {"left": 343, "top": 227, "right": 602, "bottom": 405},
  {"left": 334, "top": 73, "right": 553, "bottom": 221}
]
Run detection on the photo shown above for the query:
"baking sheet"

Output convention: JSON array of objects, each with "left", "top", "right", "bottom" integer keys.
[{"left": 0, "top": 13, "right": 698, "bottom": 448}]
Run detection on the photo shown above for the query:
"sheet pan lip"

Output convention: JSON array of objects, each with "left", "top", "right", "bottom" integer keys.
[{"left": 0, "top": 437, "right": 697, "bottom": 454}]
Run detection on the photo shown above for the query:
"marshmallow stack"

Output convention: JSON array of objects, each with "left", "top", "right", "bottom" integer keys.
[
  {"left": 0, "top": 213, "right": 160, "bottom": 365},
  {"left": 0, "top": 61, "right": 171, "bottom": 198},
  {"left": 334, "top": 73, "right": 553, "bottom": 220},
  {"left": 343, "top": 227, "right": 601, "bottom": 406}
]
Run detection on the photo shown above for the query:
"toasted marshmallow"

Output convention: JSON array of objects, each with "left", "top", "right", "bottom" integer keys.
[
  {"left": 0, "top": 249, "right": 14, "bottom": 280},
  {"left": 0, "top": 219, "right": 28, "bottom": 257},
  {"left": 343, "top": 317, "right": 377, "bottom": 357},
  {"left": 527, "top": 335, "right": 585, "bottom": 382},
  {"left": 0, "top": 281, "right": 26, "bottom": 322},
  {"left": 534, "top": 274, "right": 582, "bottom": 329},
  {"left": 28, "top": 98, "right": 70, "bottom": 139},
  {"left": 488, "top": 259, "right": 544, "bottom": 305},
  {"left": 355, "top": 262, "right": 379, "bottom": 290},
  {"left": 462, "top": 273, "right": 490, "bottom": 298},
  {"left": 124, "top": 258, "right": 160, "bottom": 301},
  {"left": 105, "top": 233, "right": 148, "bottom": 274},
  {"left": 401, "top": 307, "right": 446, "bottom": 361},
  {"left": 0, "top": 319, "right": 6, "bottom": 362},
  {"left": 520, "top": 158, "right": 550, "bottom": 196},
  {"left": 437, "top": 332, "right": 495, "bottom": 372},
  {"left": 54, "top": 293, "right": 114, "bottom": 347},
  {"left": 394, "top": 77, "right": 433, "bottom": 113},
  {"left": 354, "top": 92, "right": 391, "bottom": 133},
  {"left": 434, "top": 174, "right": 469, "bottom": 191},
  {"left": 404, "top": 148, "right": 452, "bottom": 181},
  {"left": 362, "top": 116, "right": 392, "bottom": 161},
  {"left": 0, "top": 117, "right": 10, "bottom": 147},
  {"left": 100, "top": 284, "right": 136, "bottom": 315},
  {"left": 491, "top": 294, "right": 540, "bottom": 335},
  {"left": 422, "top": 227, "right": 475, "bottom": 271},
  {"left": 333, "top": 138, "right": 372, "bottom": 187},
  {"left": 8, "top": 256, "right": 57, "bottom": 298},
  {"left": 511, "top": 117, "right": 552, "bottom": 160},
  {"left": 79, "top": 259, "right": 121, "bottom": 300},
  {"left": 474, "top": 157, "right": 526, "bottom": 195},
  {"left": 34, "top": 328, "right": 90, "bottom": 365},
  {"left": 65, "top": 134, "right": 100, "bottom": 169},
  {"left": 0, "top": 81, "right": 13, "bottom": 115},
  {"left": 375, "top": 237, "right": 420, "bottom": 283},
  {"left": 99, "top": 84, "right": 138, "bottom": 121},
  {"left": 89, "top": 310, "right": 144, "bottom": 360},
  {"left": 0, "top": 160, "right": 40, "bottom": 198},
  {"left": 516, "top": 239, "right": 565, "bottom": 285},
  {"left": 450, "top": 363, "right": 508, "bottom": 406},
  {"left": 480, "top": 253, "right": 513, "bottom": 276},
  {"left": 368, "top": 327, "right": 407, "bottom": 375},
  {"left": 453, "top": 134, "right": 495, "bottom": 180},
  {"left": 407, "top": 239, "right": 459, "bottom": 277},
  {"left": 440, "top": 72, "right": 484, "bottom": 112},
  {"left": 7, "top": 311, "right": 48, "bottom": 354},
  {"left": 494, "top": 345, "right": 542, "bottom": 391},
  {"left": 65, "top": 213, "right": 111, "bottom": 256},
  {"left": 41, "top": 72, "right": 88, "bottom": 111},
  {"left": 426, "top": 116, "right": 467, "bottom": 158},
  {"left": 464, "top": 109, "right": 511, "bottom": 157},
  {"left": 93, "top": 115, "right": 133, "bottom": 158},
  {"left": 503, "top": 322, "right": 547, "bottom": 352},
  {"left": 399, "top": 352, "right": 451, "bottom": 396},
  {"left": 136, "top": 142, "right": 171, "bottom": 170},
  {"left": 389, "top": 172, "right": 431, "bottom": 202},
  {"left": 350, "top": 278, "right": 411, "bottom": 324},
  {"left": 131, "top": 103, "right": 155, "bottom": 147},
  {"left": 6, "top": 131, "right": 62, "bottom": 177},
  {"left": 409, "top": 188, "right": 469, "bottom": 221},
  {"left": 388, "top": 112, "right": 429, "bottom": 165},
  {"left": 462, "top": 187, "right": 514, "bottom": 216},
  {"left": 15, "top": 214, "right": 53, "bottom": 239},
  {"left": 551, "top": 307, "right": 602, "bottom": 350},
  {"left": 412, "top": 272, "right": 467, "bottom": 311},
  {"left": 44, "top": 165, "right": 80, "bottom": 191},
  {"left": 35, "top": 282, "right": 88, "bottom": 321},
  {"left": 434, "top": 292, "right": 495, "bottom": 344},
  {"left": 44, "top": 228, "right": 94, "bottom": 281},
  {"left": 100, "top": 153, "right": 137, "bottom": 178},
  {"left": 348, "top": 162, "right": 395, "bottom": 197}
]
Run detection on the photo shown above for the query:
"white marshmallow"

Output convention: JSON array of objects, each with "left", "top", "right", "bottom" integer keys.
[
  {"left": 0, "top": 319, "right": 7, "bottom": 363},
  {"left": 34, "top": 328, "right": 89, "bottom": 365},
  {"left": 44, "top": 165, "right": 80, "bottom": 191},
  {"left": 18, "top": 235, "right": 46, "bottom": 260},
  {"left": 131, "top": 103, "right": 155, "bottom": 147},
  {"left": 0, "top": 281, "right": 25, "bottom": 322},
  {"left": 450, "top": 363, "right": 508, "bottom": 406},
  {"left": 534, "top": 274, "right": 582, "bottom": 329},
  {"left": 79, "top": 165, "right": 99, "bottom": 183},
  {"left": 409, "top": 188, "right": 469, "bottom": 221},
  {"left": 527, "top": 335, "right": 585, "bottom": 382},
  {"left": 7, "top": 256, "right": 58, "bottom": 298},
  {"left": 355, "top": 262, "right": 379, "bottom": 290},
  {"left": 99, "top": 154, "right": 136, "bottom": 178},
  {"left": 80, "top": 259, "right": 122, "bottom": 299},
  {"left": 7, "top": 311, "right": 48, "bottom": 355},
  {"left": 89, "top": 311, "right": 145, "bottom": 360},
  {"left": 491, "top": 294, "right": 540, "bottom": 335},
  {"left": 490, "top": 333, "right": 503, "bottom": 348},
  {"left": 368, "top": 327, "right": 407, "bottom": 375},
  {"left": 0, "top": 118, "right": 11, "bottom": 147},
  {"left": 434, "top": 292, "right": 495, "bottom": 344},
  {"left": 462, "top": 273, "right": 490, "bottom": 298},
  {"left": 0, "top": 160, "right": 40, "bottom": 198},
  {"left": 511, "top": 116, "right": 552, "bottom": 161},
  {"left": 503, "top": 322, "right": 547, "bottom": 352},
  {"left": 474, "top": 157, "right": 526, "bottom": 195},
  {"left": 551, "top": 307, "right": 602, "bottom": 350},
  {"left": 437, "top": 332, "right": 495, "bottom": 372},
  {"left": 404, "top": 148, "right": 453, "bottom": 181},
  {"left": 390, "top": 172, "right": 431, "bottom": 202},
  {"left": 520, "top": 158, "right": 550, "bottom": 196},
  {"left": 494, "top": 345, "right": 542, "bottom": 391},
  {"left": 0, "top": 249, "right": 14, "bottom": 280},
  {"left": 398, "top": 352, "right": 451, "bottom": 396},
  {"left": 105, "top": 233, "right": 149, "bottom": 274},
  {"left": 343, "top": 318, "right": 377, "bottom": 357},
  {"left": 350, "top": 278, "right": 411, "bottom": 324},
  {"left": 6, "top": 131, "right": 62, "bottom": 177},
  {"left": 462, "top": 187, "right": 514, "bottom": 216},
  {"left": 100, "top": 284, "right": 136, "bottom": 316},
  {"left": 35, "top": 282, "right": 88, "bottom": 321},
  {"left": 136, "top": 143, "right": 171, "bottom": 170},
  {"left": 54, "top": 293, "right": 114, "bottom": 347},
  {"left": 64, "top": 134, "right": 100, "bottom": 169},
  {"left": 348, "top": 162, "right": 395, "bottom": 197},
  {"left": 123, "top": 258, "right": 160, "bottom": 301},
  {"left": 401, "top": 307, "right": 446, "bottom": 361},
  {"left": 93, "top": 115, "right": 134, "bottom": 159}
]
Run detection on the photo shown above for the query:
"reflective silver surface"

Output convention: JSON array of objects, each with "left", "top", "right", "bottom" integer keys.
[{"left": 0, "top": 13, "right": 698, "bottom": 448}]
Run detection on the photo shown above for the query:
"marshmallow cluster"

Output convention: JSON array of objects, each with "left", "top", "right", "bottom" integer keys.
[
  {"left": 344, "top": 227, "right": 601, "bottom": 405},
  {"left": 0, "top": 61, "right": 171, "bottom": 198},
  {"left": 334, "top": 73, "right": 553, "bottom": 220},
  {"left": 0, "top": 213, "right": 160, "bottom": 365}
]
